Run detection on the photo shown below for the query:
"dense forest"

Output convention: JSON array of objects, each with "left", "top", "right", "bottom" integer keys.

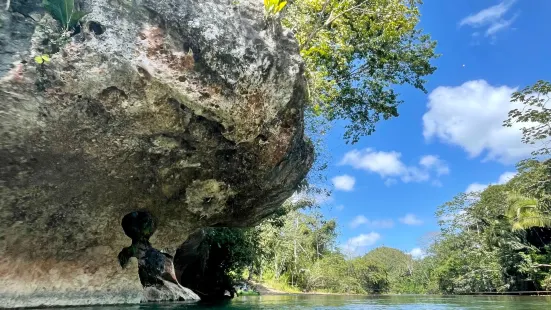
[{"left": 193, "top": 80, "right": 551, "bottom": 295}]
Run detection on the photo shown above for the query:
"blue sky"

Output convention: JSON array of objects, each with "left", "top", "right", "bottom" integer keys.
[{"left": 306, "top": 0, "right": 551, "bottom": 258}]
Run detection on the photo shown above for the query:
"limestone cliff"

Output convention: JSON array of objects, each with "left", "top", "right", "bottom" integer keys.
[{"left": 0, "top": 0, "right": 313, "bottom": 307}]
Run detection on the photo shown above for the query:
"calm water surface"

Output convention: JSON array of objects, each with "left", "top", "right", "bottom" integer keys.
[{"left": 44, "top": 295, "right": 551, "bottom": 310}]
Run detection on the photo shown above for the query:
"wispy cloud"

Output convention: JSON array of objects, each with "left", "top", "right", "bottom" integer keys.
[
  {"left": 332, "top": 174, "right": 356, "bottom": 191},
  {"left": 485, "top": 15, "right": 518, "bottom": 36},
  {"left": 339, "top": 149, "right": 449, "bottom": 186},
  {"left": 349, "top": 215, "right": 394, "bottom": 229},
  {"left": 459, "top": 0, "right": 518, "bottom": 37},
  {"left": 399, "top": 213, "right": 423, "bottom": 226},
  {"left": 419, "top": 155, "right": 450, "bottom": 176}
]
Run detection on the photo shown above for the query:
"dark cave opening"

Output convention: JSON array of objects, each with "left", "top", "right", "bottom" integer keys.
[{"left": 121, "top": 210, "right": 157, "bottom": 242}]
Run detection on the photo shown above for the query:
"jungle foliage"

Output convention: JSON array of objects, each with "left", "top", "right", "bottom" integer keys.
[{"left": 205, "top": 80, "right": 551, "bottom": 295}]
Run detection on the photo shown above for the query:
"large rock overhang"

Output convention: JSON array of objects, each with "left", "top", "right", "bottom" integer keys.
[{"left": 0, "top": 0, "right": 313, "bottom": 307}]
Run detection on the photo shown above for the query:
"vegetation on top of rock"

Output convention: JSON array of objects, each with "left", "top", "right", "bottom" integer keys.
[
  {"left": 264, "top": 0, "right": 287, "bottom": 17},
  {"left": 42, "top": 0, "right": 88, "bottom": 32},
  {"left": 284, "top": 0, "right": 438, "bottom": 143},
  {"left": 0, "top": 0, "right": 314, "bottom": 303}
]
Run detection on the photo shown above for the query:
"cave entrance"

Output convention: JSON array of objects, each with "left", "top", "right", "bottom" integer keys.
[
  {"left": 121, "top": 210, "right": 157, "bottom": 242},
  {"left": 117, "top": 210, "right": 199, "bottom": 301}
]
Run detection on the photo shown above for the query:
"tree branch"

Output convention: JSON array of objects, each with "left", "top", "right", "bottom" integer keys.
[{"left": 532, "top": 264, "right": 551, "bottom": 268}]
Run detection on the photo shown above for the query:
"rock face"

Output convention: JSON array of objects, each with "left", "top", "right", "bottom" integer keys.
[
  {"left": 0, "top": 0, "right": 313, "bottom": 307},
  {"left": 118, "top": 211, "right": 200, "bottom": 302}
]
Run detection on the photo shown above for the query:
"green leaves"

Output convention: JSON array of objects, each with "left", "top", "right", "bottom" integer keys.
[
  {"left": 42, "top": 0, "right": 89, "bottom": 31},
  {"left": 34, "top": 54, "right": 51, "bottom": 64},
  {"left": 69, "top": 10, "right": 89, "bottom": 29},
  {"left": 283, "top": 0, "right": 438, "bottom": 143},
  {"left": 504, "top": 80, "right": 551, "bottom": 156},
  {"left": 428, "top": 156, "right": 551, "bottom": 293},
  {"left": 264, "top": 0, "right": 287, "bottom": 16},
  {"left": 506, "top": 193, "right": 551, "bottom": 231}
]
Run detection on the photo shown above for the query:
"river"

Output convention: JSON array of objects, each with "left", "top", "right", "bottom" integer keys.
[{"left": 39, "top": 295, "right": 551, "bottom": 309}]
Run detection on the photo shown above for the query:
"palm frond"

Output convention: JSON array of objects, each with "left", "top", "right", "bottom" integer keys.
[{"left": 505, "top": 192, "right": 551, "bottom": 230}]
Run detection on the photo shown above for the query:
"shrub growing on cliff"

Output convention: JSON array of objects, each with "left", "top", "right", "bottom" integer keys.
[
  {"left": 43, "top": 0, "right": 88, "bottom": 32},
  {"left": 283, "top": 0, "right": 438, "bottom": 143}
]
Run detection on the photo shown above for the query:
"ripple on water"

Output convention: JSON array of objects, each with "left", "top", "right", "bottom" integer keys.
[{"left": 12, "top": 294, "right": 551, "bottom": 310}]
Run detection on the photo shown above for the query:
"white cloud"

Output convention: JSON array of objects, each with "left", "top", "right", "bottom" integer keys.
[
  {"left": 341, "top": 233, "right": 381, "bottom": 257},
  {"left": 399, "top": 214, "right": 423, "bottom": 226},
  {"left": 350, "top": 215, "right": 368, "bottom": 228},
  {"left": 420, "top": 155, "right": 450, "bottom": 176},
  {"left": 339, "top": 149, "right": 449, "bottom": 185},
  {"left": 335, "top": 204, "right": 345, "bottom": 211},
  {"left": 466, "top": 171, "right": 518, "bottom": 193},
  {"left": 332, "top": 175, "right": 356, "bottom": 191},
  {"left": 409, "top": 247, "right": 426, "bottom": 259},
  {"left": 349, "top": 215, "right": 394, "bottom": 229},
  {"left": 465, "top": 183, "right": 489, "bottom": 193},
  {"left": 459, "top": 0, "right": 518, "bottom": 37},
  {"left": 498, "top": 171, "right": 517, "bottom": 184},
  {"left": 348, "top": 233, "right": 381, "bottom": 247},
  {"left": 340, "top": 149, "right": 405, "bottom": 177},
  {"left": 485, "top": 15, "right": 518, "bottom": 36},
  {"left": 423, "top": 80, "right": 537, "bottom": 164},
  {"left": 370, "top": 219, "right": 394, "bottom": 229}
]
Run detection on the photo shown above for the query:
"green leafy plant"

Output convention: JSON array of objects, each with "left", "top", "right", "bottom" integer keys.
[
  {"left": 282, "top": 0, "right": 438, "bottom": 144},
  {"left": 264, "top": 0, "right": 287, "bottom": 16},
  {"left": 42, "top": 0, "right": 89, "bottom": 31},
  {"left": 506, "top": 193, "right": 551, "bottom": 231},
  {"left": 34, "top": 54, "right": 51, "bottom": 64},
  {"left": 504, "top": 80, "right": 551, "bottom": 156}
]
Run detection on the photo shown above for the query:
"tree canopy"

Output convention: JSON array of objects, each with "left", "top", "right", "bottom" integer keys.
[
  {"left": 283, "top": 0, "right": 438, "bottom": 143},
  {"left": 505, "top": 80, "right": 551, "bottom": 156}
]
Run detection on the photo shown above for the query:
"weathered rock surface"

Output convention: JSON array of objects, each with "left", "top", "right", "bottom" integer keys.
[
  {"left": 0, "top": 0, "right": 313, "bottom": 307},
  {"left": 118, "top": 211, "right": 200, "bottom": 302}
]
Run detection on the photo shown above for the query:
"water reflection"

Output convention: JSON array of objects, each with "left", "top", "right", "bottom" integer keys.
[{"left": 47, "top": 295, "right": 551, "bottom": 310}]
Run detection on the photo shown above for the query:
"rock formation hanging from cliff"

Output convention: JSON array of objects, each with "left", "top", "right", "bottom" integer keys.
[{"left": 0, "top": 0, "right": 313, "bottom": 307}]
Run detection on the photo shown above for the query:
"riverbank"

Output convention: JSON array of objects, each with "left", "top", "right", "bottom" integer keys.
[
  {"left": 247, "top": 281, "right": 288, "bottom": 295},
  {"left": 244, "top": 281, "right": 551, "bottom": 297},
  {"left": 246, "top": 281, "right": 364, "bottom": 296}
]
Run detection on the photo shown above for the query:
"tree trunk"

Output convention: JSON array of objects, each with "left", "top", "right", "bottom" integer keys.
[{"left": 294, "top": 217, "right": 298, "bottom": 286}]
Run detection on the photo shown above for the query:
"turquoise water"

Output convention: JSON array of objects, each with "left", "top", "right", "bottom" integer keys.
[{"left": 45, "top": 295, "right": 551, "bottom": 309}]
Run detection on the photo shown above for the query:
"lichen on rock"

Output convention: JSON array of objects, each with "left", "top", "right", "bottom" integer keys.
[{"left": 0, "top": 0, "right": 313, "bottom": 307}]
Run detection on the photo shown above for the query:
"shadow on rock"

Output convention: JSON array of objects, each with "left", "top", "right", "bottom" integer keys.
[{"left": 118, "top": 211, "right": 200, "bottom": 302}]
